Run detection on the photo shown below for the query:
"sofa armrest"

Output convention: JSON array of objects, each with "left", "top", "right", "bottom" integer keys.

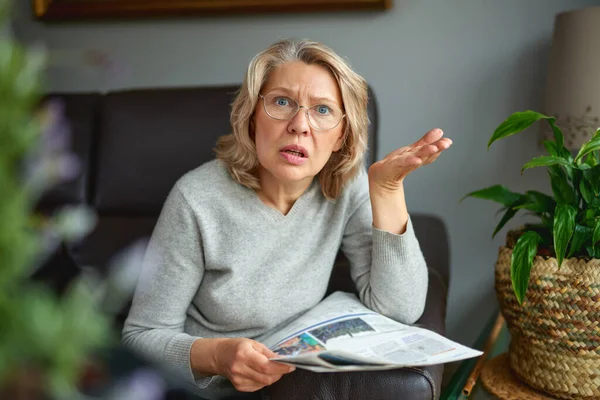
[{"left": 263, "top": 268, "right": 448, "bottom": 400}]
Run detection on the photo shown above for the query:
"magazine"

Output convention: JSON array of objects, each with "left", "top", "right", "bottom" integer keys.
[{"left": 261, "top": 291, "right": 482, "bottom": 372}]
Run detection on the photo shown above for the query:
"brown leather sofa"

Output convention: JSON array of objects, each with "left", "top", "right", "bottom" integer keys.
[{"left": 37, "top": 85, "right": 449, "bottom": 400}]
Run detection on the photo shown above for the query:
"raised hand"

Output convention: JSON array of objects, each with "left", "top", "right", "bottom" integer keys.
[
  {"left": 366, "top": 128, "right": 452, "bottom": 234},
  {"left": 368, "top": 128, "right": 452, "bottom": 193}
]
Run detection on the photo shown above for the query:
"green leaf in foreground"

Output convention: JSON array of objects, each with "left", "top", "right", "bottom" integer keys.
[
  {"left": 567, "top": 225, "right": 592, "bottom": 258},
  {"left": 511, "top": 231, "right": 542, "bottom": 304},
  {"left": 543, "top": 140, "right": 557, "bottom": 156},
  {"left": 593, "top": 218, "right": 600, "bottom": 247},
  {"left": 580, "top": 178, "right": 594, "bottom": 204},
  {"left": 575, "top": 137, "right": 600, "bottom": 163},
  {"left": 488, "top": 111, "right": 548, "bottom": 149},
  {"left": 548, "top": 166, "right": 577, "bottom": 206},
  {"left": 493, "top": 207, "right": 519, "bottom": 238},
  {"left": 583, "top": 165, "right": 600, "bottom": 195},
  {"left": 553, "top": 204, "right": 577, "bottom": 268},
  {"left": 511, "top": 191, "right": 555, "bottom": 214},
  {"left": 521, "top": 156, "right": 572, "bottom": 174},
  {"left": 461, "top": 185, "right": 522, "bottom": 207}
]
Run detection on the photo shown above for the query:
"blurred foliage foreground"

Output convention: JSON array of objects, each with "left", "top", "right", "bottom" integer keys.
[{"left": 0, "top": 1, "right": 151, "bottom": 398}]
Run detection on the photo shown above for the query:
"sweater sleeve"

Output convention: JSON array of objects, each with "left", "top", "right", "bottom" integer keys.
[
  {"left": 122, "top": 184, "right": 213, "bottom": 389},
  {"left": 340, "top": 172, "right": 429, "bottom": 324}
]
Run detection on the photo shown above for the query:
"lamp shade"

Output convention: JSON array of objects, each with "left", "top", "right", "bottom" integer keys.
[{"left": 543, "top": 6, "right": 600, "bottom": 150}]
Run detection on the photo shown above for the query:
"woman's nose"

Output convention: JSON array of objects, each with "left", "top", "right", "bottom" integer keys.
[{"left": 288, "top": 107, "right": 310, "bottom": 135}]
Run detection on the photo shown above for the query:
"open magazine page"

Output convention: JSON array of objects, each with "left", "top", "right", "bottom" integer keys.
[{"left": 261, "top": 292, "right": 482, "bottom": 372}]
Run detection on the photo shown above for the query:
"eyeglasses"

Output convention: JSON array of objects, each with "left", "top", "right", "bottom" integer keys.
[{"left": 259, "top": 92, "right": 345, "bottom": 131}]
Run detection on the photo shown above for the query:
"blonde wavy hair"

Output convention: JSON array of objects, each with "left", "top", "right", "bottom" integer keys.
[{"left": 215, "top": 38, "right": 369, "bottom": 200}]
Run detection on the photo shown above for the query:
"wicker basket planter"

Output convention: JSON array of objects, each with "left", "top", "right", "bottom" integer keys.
[{"left": 495, "top": 238, "right": 600, "bottom": 399}]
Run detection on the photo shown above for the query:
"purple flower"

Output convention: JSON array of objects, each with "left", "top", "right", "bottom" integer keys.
[
  {"left": 108, "top": 368, "right": 166, "bottom": 400},
  {"left": 57, "top": 153, "right": 80, "bottom": 182},
  {"left": 40, "top": 98, "right": 72, "bottom": 153},
  {"left": 24, "top": 97, "right": 82, "bottom": 195}
]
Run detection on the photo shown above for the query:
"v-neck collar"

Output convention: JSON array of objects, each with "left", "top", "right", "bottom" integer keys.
[{"left": 247, "top": 178, "right": 320, "bottom": 222}]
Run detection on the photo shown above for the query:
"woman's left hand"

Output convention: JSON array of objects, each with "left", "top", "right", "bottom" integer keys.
[{"left": 368, "top": 128, "right": 452, "bottom": 193}]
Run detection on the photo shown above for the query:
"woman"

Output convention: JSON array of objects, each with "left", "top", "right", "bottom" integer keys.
[{"left": 122, "top": 38, "right": 452, "bottom": 399}]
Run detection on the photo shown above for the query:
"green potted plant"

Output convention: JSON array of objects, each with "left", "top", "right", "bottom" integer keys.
[{"left": 463, "top": 110, "right": 600, "bottom": 399}]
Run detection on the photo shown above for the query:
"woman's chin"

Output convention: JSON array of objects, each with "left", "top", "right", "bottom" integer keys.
[{"left": 268, "top": 167, "right": 316, "bottom": 185}]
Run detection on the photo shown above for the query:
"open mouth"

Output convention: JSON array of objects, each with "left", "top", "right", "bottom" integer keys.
[
  {"left": 283, "top": 149, "right": 306, "bottom": 158},
  {"left": 280, "top": 146, "right": 308, "bottom": 165}
]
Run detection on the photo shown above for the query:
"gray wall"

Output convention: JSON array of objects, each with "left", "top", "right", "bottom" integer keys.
[{"left": 13, "top": 0, "right": 600, "bottom": 345}]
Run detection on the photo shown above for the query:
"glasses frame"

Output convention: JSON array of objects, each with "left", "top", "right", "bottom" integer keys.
[{"left": 258, "top": 93, "right": 346, "bottom": 131}]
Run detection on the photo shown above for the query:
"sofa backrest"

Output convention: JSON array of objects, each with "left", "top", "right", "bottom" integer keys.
[{"left": 94, "top": 86, "right": 239, "bottom": 217}]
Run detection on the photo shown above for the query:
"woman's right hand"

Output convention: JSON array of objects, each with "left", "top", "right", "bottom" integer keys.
[{"left": 191, "top": 338, "right": 295, "bottom": 392}]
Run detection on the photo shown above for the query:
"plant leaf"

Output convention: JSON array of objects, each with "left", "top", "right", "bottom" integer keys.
[
  {"left": 584, "top": 208, "right": 600, "bottom": 227},
  {"left": 585, "top": 244, "right": 600, "bottom": 258},
  {"left": 488, "top": 111, "right": 549, "bottom": 149},
  {"left": 585, "top": 150, "right": 598, "bottom": 167},
  {"left": 547, "top": 118, "right": 571, "bottom": 160},
  {"left": 511, "top": 231, "right": 542, "bottom": 304},
  {"left": 553, "top": 203, "right": 577, "bottom": 267},
  {"left": 593, "top": 219, "right": 600, "bottom": 247},
  {"left": 521, "top": 155, "right": 572, "bottom": 173},
  {"left": 575, "top": 137, "right": 600, "bottom": 163},
  {"left": 567, "top": 224, "right": 592, "bottom": 258},
  {"left": 461, "top": 185, "right": 522, "bottom": 207},
  {"left": 543, "top": 140, "right": 558, "bottom": 157},
  {"left": 512, "top": 190, "right": 555, "bottom": 213},
  {"left": 583, "top": 165, "right": 600, "bottom": 195},
  {"left": 548, "top": 166, "right": 577, "bottom": 206},
  {"left": 580, "top": 178, "right": 594, "bottom": 204},
  {"left": 493, "top": 207, "right": 519, "bottom": 238},
  {"left": 540, "top": 213, "right": 554, "bottom": 230}
]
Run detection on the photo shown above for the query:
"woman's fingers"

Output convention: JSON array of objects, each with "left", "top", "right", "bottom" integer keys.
[
  {"left": 410, "top": 128, "right": 444, "bottom": 148},
  {"left": 414, "top": 144, "right": 439, "bottom": 158},
  {"left": 421, "top": 151, "right": 442, "bottom": 165},
  {"left": 251, "top": 342, "right": 296, "bottom": 374},
  {"left": 383, "top": 145, "right": 411, "bottom": 159},
  {"left": 231, "top": 364, "right": 282, "bottom": 388},
  {"left": 385, "top": 131, "right": 449, "bottom": 160},
  {"left": 370, "top": 129, "right": 452, "bottom": 184},
  {"left": 222, "top": 339, "right": 294, "bottom": 392},
  {"left": 435, "top": 137, "right": 453, "bottom": 150},
  {"left": 235, "top": 343, "right": 294, "bottom": 389},
  {"left": 406, "top": 138, "right": 452, "bottom": 161},
  {"left": 387, "top": 140, "right": 449, "bottom": 175}
]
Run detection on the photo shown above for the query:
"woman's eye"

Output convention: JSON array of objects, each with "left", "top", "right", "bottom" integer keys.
[
  {"left": 317, "top": 105, "right": 331, "bottom": 115},
  {"left": 275, "top": 97, "right": 290, "bottom": 107}
]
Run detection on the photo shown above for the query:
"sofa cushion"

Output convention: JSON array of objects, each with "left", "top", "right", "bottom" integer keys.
[{"left": 70, "top": 216, "right": 157, "bottom": 272}]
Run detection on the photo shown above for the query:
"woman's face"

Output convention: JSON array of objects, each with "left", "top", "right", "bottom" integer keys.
[{"left": 253, "top": 61, "right": 345, "bottom": 188}]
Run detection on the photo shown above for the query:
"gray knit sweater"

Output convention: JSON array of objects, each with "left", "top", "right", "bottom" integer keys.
[{"left": 122, "top": 159, "right": 428, "bottom": 398}]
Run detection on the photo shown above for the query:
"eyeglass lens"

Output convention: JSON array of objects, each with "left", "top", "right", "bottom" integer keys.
[{"left": 262, "top": 93, "right": 343, "bottom": 131}]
